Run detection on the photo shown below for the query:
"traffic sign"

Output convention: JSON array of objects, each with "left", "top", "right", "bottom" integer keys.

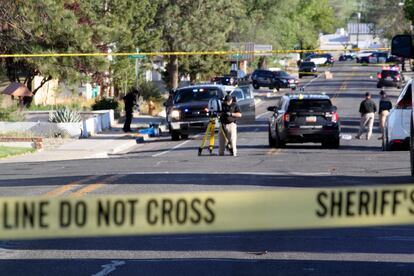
[{"left": 128, "top": 55, "right": 145, "bottom": 59}]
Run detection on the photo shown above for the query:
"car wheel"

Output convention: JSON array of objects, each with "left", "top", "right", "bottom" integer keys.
[
  {"left": 299, "top": 75, "right": 303, "bottom": 79},
  {"left": 181, "top": 134, "right": 189, "bottom": 139},
  {"left": 330, "top": 137, "right": 340, "bottom": 149},
  {"left": 171, "top": 131, "right": 180, "bottom": 141},
  {"left": 322, "top": 138, "right": 339, "bottom": 149},
  {"left": 274, "top": 129, "right": 285, "bottom": 148},
  {"left": 383, "top": 127, "right": 393, "bottom": 151},
  {"left": 253, "top": 82, "right": 260, "bottom": 90},
  {"left": 276, "top": 84, "right": 280, "bottom": 92},
  {"left": 268, "top": 126, "right": 276, "bottom": 147}
]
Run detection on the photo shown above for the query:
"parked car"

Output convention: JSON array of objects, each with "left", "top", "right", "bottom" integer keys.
[
  {"left": 383, "top": 80, "right": 412, "bottom": 151},
  {"left": 368, "top": 52, "right": 388, "bottom": 64},
  {"left": 338, "top": 53, "right": 355, "bottom": 61},
  {"left": 167, "top": 84, "right": 256, "bottom": 140},
  {"left": 304, "top": 54, "right": 334, "bottom": 65},
  {"left": 267, "top": 94, "right": 340, "bottom": 148},
  {"left": 251, "top": 69, "right": 298, "bottom": 91},
  {"left": 299, "top": 61, "right": 318, "bottom": 78},
  {"left": 377, "top": 66, "right": 404, "bottom": 89},
  {"left": 356, "top": 51, "right": 376, "bottom": 63}
]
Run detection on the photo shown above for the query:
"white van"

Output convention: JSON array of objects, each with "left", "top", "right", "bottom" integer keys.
[{"left": 383, "top": 80, "right": 413, "bottom": 150}]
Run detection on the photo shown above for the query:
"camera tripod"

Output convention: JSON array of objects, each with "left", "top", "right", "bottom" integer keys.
[{"left": 198, "top": 115, "right": 233, "bottom": 156}]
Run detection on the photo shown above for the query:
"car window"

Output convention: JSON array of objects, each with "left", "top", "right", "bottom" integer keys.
[
  {"left": 287, "top": 99, "right": 332, "bottom": 111},
  {"left": 174, "top": 88, "right": 223, "bottom": 103},
  {"left": 275, "top": 71, "right": 290, "bottom": 77},
  {"left": 301, "top": 62, "right": 315, "bottom": 67},
  {"left": 397, "top": 84, "right": 412, "bottom": 109},
  {"left": 231, "top": 89, "right": 244, "bottom": 101},
  {"left": 381, "top": 70, "right": 399, "bottom": 77},
  {"left": 240, "top": 86, "right": 252, "bottom": 99}
]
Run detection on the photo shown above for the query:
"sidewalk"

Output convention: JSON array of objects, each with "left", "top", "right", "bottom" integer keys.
[{"left": 0, "top": 115, "right": 167, "bottom": 163}]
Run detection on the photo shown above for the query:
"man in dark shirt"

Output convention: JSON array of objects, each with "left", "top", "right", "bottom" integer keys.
[
  {"left": 123, "top": 88, "right": 138, "bottom": 132},
  {"left": 356, "top": 92, "right": 377, "bottom": 140},
  {"left": 219, "top": 95, "right": 242, "bottom": 156},
  {"left": 378, "top": 90, "right": 393, "bottom": 139}
]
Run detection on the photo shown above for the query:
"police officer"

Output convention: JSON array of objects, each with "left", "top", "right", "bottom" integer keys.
[
  {"left": 378, "top": 90, "right": 392, "bottom": 140},
  {"left": 219, "top": 95, "right": 242, "bottom": 156},
  {"left": 123, "top": 88, "right": 138, "bottom": 133},
  {"left": 356, "top": 92, "right": 377, "bottom": 140}
]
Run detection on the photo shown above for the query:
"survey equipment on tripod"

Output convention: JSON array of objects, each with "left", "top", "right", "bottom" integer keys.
[
  {"left": 198, "top": 97, "right": 233, "bottom": 156},
  {"left": 207, "top": 97, "right": 222, "bottom": 117}
]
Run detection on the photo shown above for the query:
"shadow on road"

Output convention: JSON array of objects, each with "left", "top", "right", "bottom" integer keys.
[{"left": 0, "top": 172, "right": 411, "bottom": 188}]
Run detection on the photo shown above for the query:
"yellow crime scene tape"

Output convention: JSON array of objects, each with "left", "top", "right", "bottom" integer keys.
[
  {"left": 1, "top": 184, "right": 414, "bottom": 240},
  {"left": 0, "top": 48, "right": 390, "bottom": 58}
]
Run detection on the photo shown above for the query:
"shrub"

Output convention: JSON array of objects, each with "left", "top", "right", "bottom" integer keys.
[
  {"left": 49, "top": 107, "right": 82, "bottom": 123},
  {"left": 92, "top": 97, "right": 122, "bottom": 118}
]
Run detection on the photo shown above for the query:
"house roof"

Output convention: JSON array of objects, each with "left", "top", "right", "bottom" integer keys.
[{"left": 2, "top": 82, "right": 33, "bottom": 97}]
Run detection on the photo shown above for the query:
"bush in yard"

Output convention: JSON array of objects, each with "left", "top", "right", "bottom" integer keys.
[{"left": 49, "top": 107, "right": 82, "bottom": 123}]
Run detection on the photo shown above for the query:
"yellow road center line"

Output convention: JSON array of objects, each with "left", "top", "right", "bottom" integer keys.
[
  {"left": 45, "top": 175, "right": 99, "bottom": 197},
  {"left": 71, "top": 183, "right": 105, "bottom": 197},
  {"left": 70, "top": 175, "right": 123, "bottom": 197}
]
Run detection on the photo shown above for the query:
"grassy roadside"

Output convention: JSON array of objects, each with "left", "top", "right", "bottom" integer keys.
[{"left": 0, "top": 146, "right": 35, "bottom": 159}]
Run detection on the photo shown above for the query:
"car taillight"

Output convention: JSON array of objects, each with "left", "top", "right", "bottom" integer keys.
[
  {"left": 288, "top": 79, "right": 294, "bottom": 84},
  {"left": 283, "top": 113, "right": 290, "bottom": 122},
  {"left": 377, "top": 73, "right": 382, "bottom": 79},
  {"left": 295, "top": 79, "right": 299, "bottom": 84},
  {"left": 396, "top": 75, "right": 400, "bottom": 81},
  {"left": 331, "top": 112, "right": 339, "bottom": 123}
]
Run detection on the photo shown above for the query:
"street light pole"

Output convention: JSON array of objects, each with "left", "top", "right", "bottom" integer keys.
[{"left": 357, "top": 12, "right": 361, "bottom": 48}]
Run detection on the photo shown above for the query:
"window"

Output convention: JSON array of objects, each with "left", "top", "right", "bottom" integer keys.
[
  {"left": 231, "top": 89, "right": 244, "bottom": 101},
  {"left": 174, "top": 88, "right": 223, "bottom": 104},
  {"left": 397, "top": 84, "right": 412, "bottom": 109},
  {"left": 287, "top": 99, "right": 332, "bottom": 112},
  {"left": 240, "top": 86, "right": 252, "bottom": 99}
]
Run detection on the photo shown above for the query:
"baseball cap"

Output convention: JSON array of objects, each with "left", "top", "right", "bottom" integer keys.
[{"left": 224, "top": 95, "right": 233, "bottom": 101}]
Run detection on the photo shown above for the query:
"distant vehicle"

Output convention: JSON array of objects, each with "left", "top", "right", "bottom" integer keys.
[
  {"left": 338, "top": 53, "right": 355, "bottom": 61},
  {"left": 368, "top": 52, "right": 388, "bottom": 64},
  {"left": 305, "top": 54, "right": 334, "bottom": 65},
  {"left": 356, "top": 51, "right": 376, "bottom": 63},
  {"left": 211, "top": 76, "right": 236, "bottom": 86},
  {"left": 383, "top": 80, "right": 412, "bottom": 151},
  {"left": 387, "top": 55, "right": 404, "bottom": 64},
  {"left": 251, "top": 69, "right": 298, "bottom": 91},
  {"left": 267, "top": 94, "right": 340, "bottom": 148},
  {"left": 298, "top": 61, "right": 318, "bottom": 78},
  {"left": 167, "top": 84, "right": 255, "bottom": 140},
  {"left": 377, "top": 66, "right": 404, "bottom": 89}
]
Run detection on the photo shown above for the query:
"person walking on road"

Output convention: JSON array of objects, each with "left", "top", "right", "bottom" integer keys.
[
  {"left": 123, "top": 88, "right": 138, "bottom": 133},
  {"left": 356, "top": 92, "right": 377, "bottom": 140},
  {"left": 378, "top": 90, "right": 393, "bottom": 140},
  {"left": 219, "top": 95, "right": 242, "bottom": 156}
]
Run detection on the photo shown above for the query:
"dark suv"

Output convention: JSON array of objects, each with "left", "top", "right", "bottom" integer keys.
[
  {"left": 251, "top": 69, "right": 298, "bottom": 91},
  {"left": 267, "top": 94, "right": 340, "bottom": 148},
  {"left": 167, "top": 84, "right": 256, "bottom": 140},
  {"left": 377, "top": 66, "right": 404, "bottom": 88},
  {"left": 298, "top": 61, "right": 317, "bottom": 78}
]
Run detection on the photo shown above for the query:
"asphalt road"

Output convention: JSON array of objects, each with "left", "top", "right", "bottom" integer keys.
[{"left": 0, "top": 62, "right": 413, "bottom": 275}]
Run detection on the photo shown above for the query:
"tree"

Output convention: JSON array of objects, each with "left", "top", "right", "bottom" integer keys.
[
  {"left": 0, "top": 0, "right": 108, "bottom": 102},
  {"left": 154, "top": 0, "right": 238, "bottom": 89},
  {"left": 80, "top": 0, "right": 161, "bottom": 95},
  {"left": 230, "top": 0, "right": 336, "bottom": 52},
  {"left": 361, "top": 0, "right": 411, "bottom": 40}
]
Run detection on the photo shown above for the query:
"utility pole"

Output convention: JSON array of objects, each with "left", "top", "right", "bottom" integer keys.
[{"left": 357, "top": 12, "right": 361, "bottom": 48}]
